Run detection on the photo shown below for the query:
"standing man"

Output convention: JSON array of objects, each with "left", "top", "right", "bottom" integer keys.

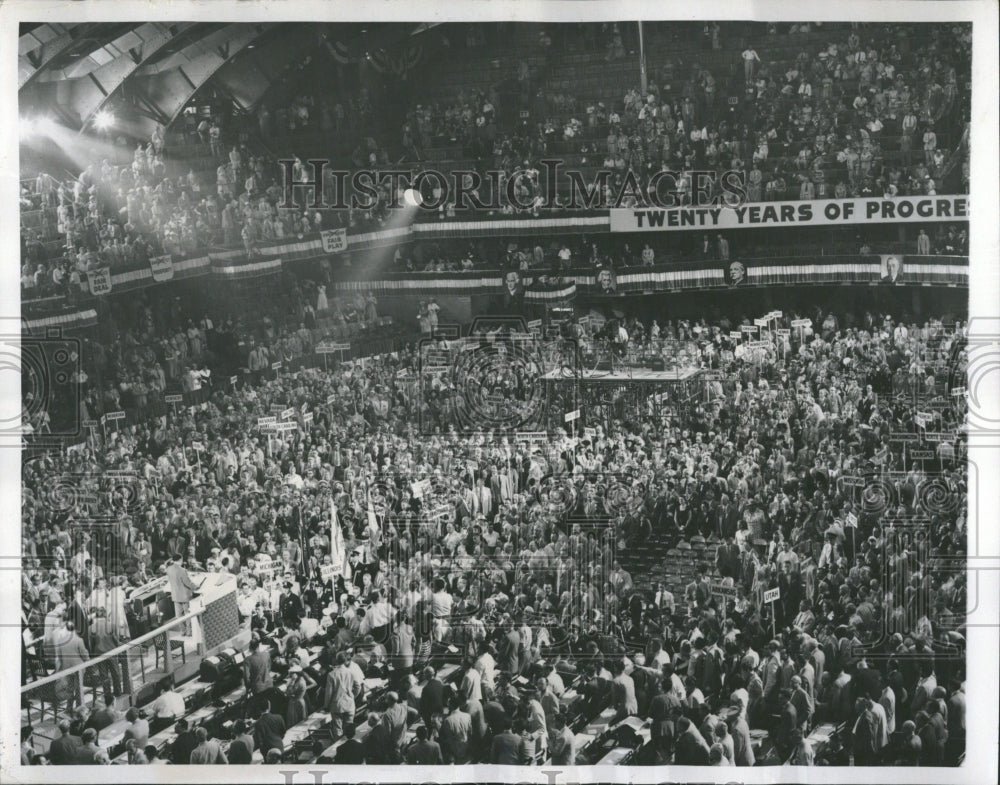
[
  {"left": 741, "top": 44, "right": 760, "bottom": 84},
  {"left": 325, "top": 652, "right": 361, "bottom": 740},
  {"left": 243, "top": 636, "right": 274, "bottom": 715},
  {"left": 165, "top": 556, "right": 199, "bottom": 636}
]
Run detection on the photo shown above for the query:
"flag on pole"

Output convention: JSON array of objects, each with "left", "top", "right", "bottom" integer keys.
[
  {"left": 330, "top": 498, "right": 346, "bottom": 577},
  {"left": 366, "top": 487, "right": 382, "bottom": 555}
]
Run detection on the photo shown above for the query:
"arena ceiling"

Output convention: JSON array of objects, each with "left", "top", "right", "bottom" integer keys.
[{"left": 18, "top": 22, "right": 424, "bottom": 138}]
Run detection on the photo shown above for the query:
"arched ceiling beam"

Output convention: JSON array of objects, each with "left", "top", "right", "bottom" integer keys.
[
  {"left": 18, "top": 23, "right": 83, "bottom": 89},
  {"left": 33, "top": 23, "right": 200, "bottom": 131},
  {"left": 125, "top": 23, "right": 276, "bottom": 138}
]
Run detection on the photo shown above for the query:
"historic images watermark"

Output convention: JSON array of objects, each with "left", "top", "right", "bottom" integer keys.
[{"left": 276, "top": 158, "right": 748, "bottom": 213}]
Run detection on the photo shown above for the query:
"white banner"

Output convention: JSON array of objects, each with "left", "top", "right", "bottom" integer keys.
[
  {"left": 320, "top": 228, "right": 348, "bottom": 254},
  {"left": 610, "top": 196, "right": 969, "bottom": 232},
  {"left": 87, "top": 267, "right": 113, "bottom": 295},
  {"left": 149, "top": 254, "right": 174, "bottom": 282}
]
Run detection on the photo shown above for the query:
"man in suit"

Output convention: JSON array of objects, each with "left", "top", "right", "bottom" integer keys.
[
  {"left": 325, "top": 652, "right": 361, "bottom": 739},
  {"left": 46, "top": 720, "right": 82, "bottom": 765},
  {"left": 253, "top": 701, "right": 286, "bottom": 759},
  {"left": 334, "top": 723, "right": 365, "bottom": 764},
  {"left": 405, "top": 724, "right": 443, "bottom": 764},
  {"left": 490, "top": 717, "right": 521, "bottom": 763},
  {"left": 170, "top": 718, "right": 197, "bottom": 764},
  {"left": 380, "top": 690, "right": 409, "bottom": 762},
  {"left": 243, "top": 636, "right": 274, "bottom": 714},
  {"left": 227, "top": 719, "right": 255, "bottom": 764},
  {"left": 165, "top": 557, "right": 199, "bottom": 635},
  {"left": 73, "top": 728, "right": 102, "bottom": 764},
  {"left": 439, "top": 695, "right": 473, "bottom": 764},
  {"left": 497, "top": 621, "right": 521, "bottom": 675},
  {"left": 418, "top": 666, "right": 445, "bottom": 729},
  {"left": 189, "top": 726, "right": 228, "bottom": 764},
  {"left": 362, "top": 713, "right": 393, "bottom": 764}
]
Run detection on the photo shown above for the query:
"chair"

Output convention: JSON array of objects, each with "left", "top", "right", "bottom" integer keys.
[{"left": 153, "top": 633, "right": 187, "bottom": 671}]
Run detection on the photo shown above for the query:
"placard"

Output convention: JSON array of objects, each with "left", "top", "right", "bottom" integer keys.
[
  {"left": 763, "top": 587, "right": 781, "bottom": 604},
  {"left": 87, "top": 267, "right": 113, "bottom": 295}
]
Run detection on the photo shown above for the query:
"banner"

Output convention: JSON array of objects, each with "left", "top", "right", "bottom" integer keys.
[
  {"left": 149, "top": 254, "right": 174, "bottom": 282},
  {"left": 609, "top": 196, "right": 969, "bottom": 232},
  {"left": 87, "top": 267, "right": 112, "bottom": 295},
  {"left": 320, "top": 228, "right": 347, "bottom": 254}
]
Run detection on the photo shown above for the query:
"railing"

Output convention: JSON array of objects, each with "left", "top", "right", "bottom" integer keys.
[{"left": 22, "top": 609, "right": 200, "bottom": 723}]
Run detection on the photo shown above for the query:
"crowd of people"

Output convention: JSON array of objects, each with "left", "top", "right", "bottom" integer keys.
[
  {"left": 22, "top": 303, "right": 968, "bottom": 767},
  {"left": 399, "top": 23, "right": 970, "bottom": 212},
  {"left": 20, "top": 22, "right": 972, "bottom": 298}
]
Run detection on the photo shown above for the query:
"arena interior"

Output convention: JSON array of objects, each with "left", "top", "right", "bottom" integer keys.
[{"left": 17, "top": 20, "right": 971, "bottom": 768}]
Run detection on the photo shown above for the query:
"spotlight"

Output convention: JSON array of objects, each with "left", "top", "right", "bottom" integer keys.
[
  {"left": 94, "top": 110, "right": 114, "bottom": 130},
  {"left": 402, "top": 188, "right": 422, "bottom": 208}
]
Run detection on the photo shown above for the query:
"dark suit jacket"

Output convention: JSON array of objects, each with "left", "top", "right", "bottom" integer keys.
[
  {"left": 244, "top": 649, "right": 273, "bottom": 694},
  {"left": 47, "top": 734, "right": 82, "bottom": 764},
  {"left": 73, "top": 743, "right": 101, "bottom": 764},
  {"left": 334, "top": 738, "right": 365, "bottom": 764},
  {"left": 420, "top": 678, "right": 445, "bottom": 719},
  {"left": 254, "top": 712, "right": 286, "bottom": 754},
  {"left": 171, "top": 730, "right": 197, "bottom": 764},
  {"left": 406, "top": 738, "right": 443, "bottom": 765}
]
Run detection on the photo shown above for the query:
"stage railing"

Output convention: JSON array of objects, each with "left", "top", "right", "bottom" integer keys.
[{"left": 21, "top": 607, "right": 201, "bottom": 723}]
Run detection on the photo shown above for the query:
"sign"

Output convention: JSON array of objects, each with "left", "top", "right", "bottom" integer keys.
[
  {"left": 951, "top": 386, "right": 967, "bottom": 397},
  {"left": 910, "top": 449, "right": 936, "bottom": 460},
  {"left": 776, "top": 328, "right": 791, "bottom": 337},
  {"left": 840, "top": 476, "right": 866, "bottom": 487},
  {"left": 754, "top": 317, "right": 769, "bottom": 327},
  {"left": 257, "top": 416, "right": 277, "bottom": 427},
  {"left": 890, "top": 433, "right": 920, "bottom": 442},
  {"left": 610, "top": 196, "right": 969, "bottom": 232},
  {"left": 191, "top": 441, "right": 204, "bottom": 451},
  {"left": 102, "top": 410, "right": 125, "bottom": 421},
  {"left": 317, "top": 342, "right": 351, "bottom": 354},
  {"left": 791, "top": 318, "right": 812, "bottom": 328},
  {"left": 87, "top": 267, "right": 113, "bottom": 296},
  {"left": 274, "top": 421, "right": 298, "bottom": 433},
  {"left": 729, "top": 331, "right": 742, "bottom": 340},
  {"left": 740, "top": 325, "right": 758, "bottom": 334},
  {"left": 271, "top": 361, "right": 283, "bottom": 371},
  {"left": 230, "top": 375, "right": 238, "bottom": 386},
  {"left": 82, "top": 419, "right": 98, "bottom": 428},
  {"left": 845, "top": 512, "right": 858, "bottom": 528},
  {"left": 763, "top": 587, "right": 781, "bottom": 604},
  {"left": 410, "top": 478, "right": 432, "bottom": 498},
  {"left": 255, "top": 555, "right": 276, "bottom": 581},
  {"left": 149, "top": 254, "right": 174, "bottom": 282},
  {"left": 565, "top": 409, "right": 580, "bottom": 423},
  {"left": 771, "top": 310, "right": 783, "bottom": 318},
  {"left": 320, "top": 228, "right": 348, "bottom": 254},
  {"left": 712, "top": 583, "right": 738, "bottom": 598},
  {"left": 527, "top": 319, "right": 542, "bottom": 329},
  {"left": 303, "top": 412, "right": 314, "bottom": 425},
  {"left": 164, "top": 394, "right": 184, "bottom": 404},
  {"left": 320, "top": 563, "right": 339, "bottom": 583},
  {"left": 281, "top": 408, "right": 296, "bottom": 420}
]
